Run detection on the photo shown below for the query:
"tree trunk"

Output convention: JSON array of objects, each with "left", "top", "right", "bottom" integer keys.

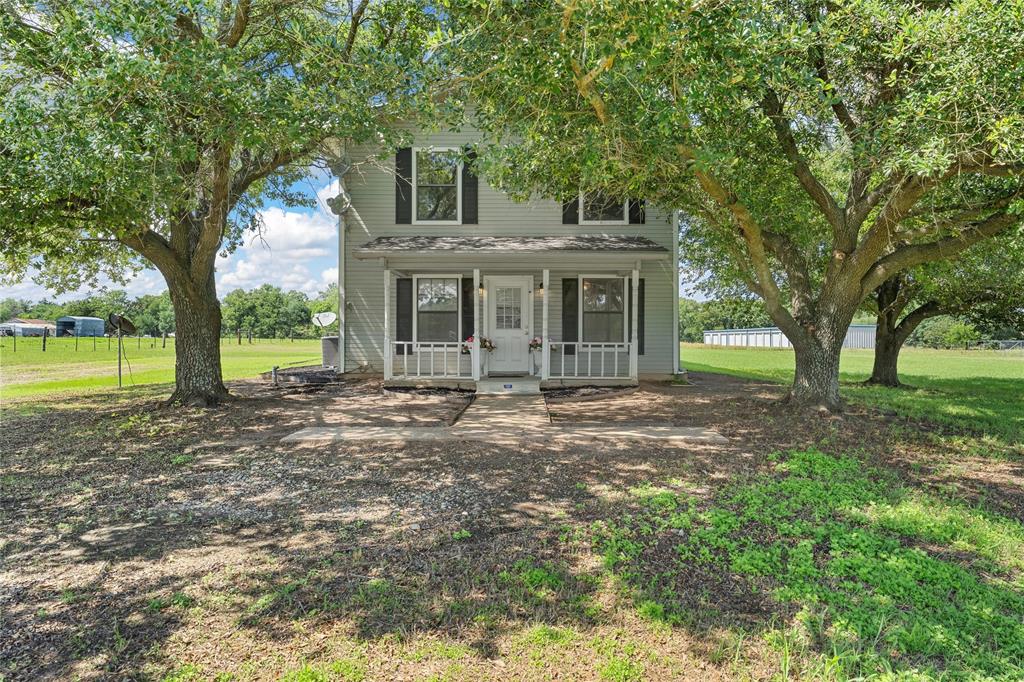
[
  {"left": 866, "top": 318, "right": 902, "bottom": 387},
  {"left": 166, "top": 271, "right": 229, "bottom": 406},
  {"left": 788, "top": 336, "right": 844, "bottom": 411}
]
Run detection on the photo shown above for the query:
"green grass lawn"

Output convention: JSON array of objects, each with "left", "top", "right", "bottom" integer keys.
[
  {"left": 0, "top": 336, "right": 321, "bottom": 399},
  {"left": 682, "top": 344, "right": 1024, "bottom": 444}
]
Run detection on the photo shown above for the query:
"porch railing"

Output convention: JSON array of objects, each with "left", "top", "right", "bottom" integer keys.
[
  {"left": 547, "top": 342, "right": 632, "bottom": 379},
  {"left": 389, "top": 341, "right": 475, "bottom": 379}
]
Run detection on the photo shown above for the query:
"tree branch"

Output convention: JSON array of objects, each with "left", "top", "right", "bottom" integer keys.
[
  {"left": 761, "top": 90, "right": 843, "bottom": 233},
  {"left": 761, "top": 229, "right": 815, "bottom": 323},
  {"left": 343, "top": 0, "right": 370, "bottom": 58},
  {"left": 679, "top": 144, "right": 806, "bottom": 344},
  {"left": 860, "top": 209, "right": 1019, "bottom": 295},
  {"left": 220, "top": 0, "right": 251, "bottom": 48},
  {"left": 893, "top": 300, "right": 943, "bottom": 346},
  {"left": 175, "top": 12, "right": 205, "bottom": 42}
]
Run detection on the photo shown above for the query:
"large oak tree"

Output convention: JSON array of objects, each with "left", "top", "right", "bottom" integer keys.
[
  {"left": 866, "top": 236, "right": 1024, "bottom": 387},
  {"left": 451, "top": 0, "right": 1024, "bottom": 409},
  {"left": 0, "top": 0, "right": 440, "bottom": 405}
]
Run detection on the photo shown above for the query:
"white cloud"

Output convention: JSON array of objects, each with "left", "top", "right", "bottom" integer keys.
[{"left": 1, "top": 180, "right": 341, "bottom": 302}]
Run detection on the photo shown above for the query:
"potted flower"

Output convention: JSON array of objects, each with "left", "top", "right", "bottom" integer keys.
[
  {"left": 528, "top": 336, "right": 543, "bottom": 351},
  {"left": 463, "top": 335, "right": 497, "bottom": 354}
]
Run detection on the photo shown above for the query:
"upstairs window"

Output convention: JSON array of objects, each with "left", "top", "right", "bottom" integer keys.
[
  {"left": 415, "top": 276, "right": 460, "bottom": 342},
  {"left": 581, "top": 277, "right": 625, "bottom": 343},
  {"left": 580, "top": 192, "right": 627, "bottom": 225},
  {"left": 414, "top": 149, "right": 461, "bottom": 223}
]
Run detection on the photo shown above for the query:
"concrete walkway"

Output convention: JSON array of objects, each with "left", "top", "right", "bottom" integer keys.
[{"left": 281, "top": 393, "right": 727, "bottom": 445}]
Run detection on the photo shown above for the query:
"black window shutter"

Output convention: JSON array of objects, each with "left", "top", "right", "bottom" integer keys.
[
  {"left": 628, "top": 279, "right": 645, "bottom": 355},
  {"left": 628, "top": 199, "right": 646, "bottom": 224},
  {"left": 395, "top": 277, "right": 412, "bottom": 355},
  {"left": 562, "top": 197, "right": 579, "bottom": 224},
  {"left": 395, "top": 147, "right": 413, "bottom": 224},
  {"left": 562, "top": 278, "right": 578, "bottom": 355},
  {"left": 460, "top": 278, "right": 474, "bottom": 341},
  {"left": 461, "top": 148, "right": 478, "bottom": 224}
]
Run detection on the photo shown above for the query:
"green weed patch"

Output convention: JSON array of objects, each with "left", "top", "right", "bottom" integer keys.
[{"left": 592, "top": 449, "right": 1024, "bottom": 679}]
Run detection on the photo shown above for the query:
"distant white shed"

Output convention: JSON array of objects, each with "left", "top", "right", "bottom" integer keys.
[
  {"left": 703, "top": 324, "right": 877, "bottom": 350},
  {"left": 56, "top": 316, "right": 106, "bottom": 337}
]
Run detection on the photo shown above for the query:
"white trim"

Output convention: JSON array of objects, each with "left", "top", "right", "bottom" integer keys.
[
  {"left": 411, "top": 146, "right": 463, "bottom": 225},
  {"left": 412, "top": 273, "right": 462, "bottom": 345},
  {"left": 630, "top": 266, "right": 640, "bottom": 380},
  {"left": 383, "top": 268, "right": 392, "bottom": 380},
  {"left": 578, "top": 274, "right": 629, "bottom": 345},
  {"left": 484, "top": 275, "right": 534, "bottom": 375},
  {"left": 578, "top": 192, "right": 628, "bottom": 225},
  {"left": 472, "top": 269, "right": 481, "bottom": 381},
  {"left": 541, "top": 269, "right": 550, "bottom": 381},
  {"left": 672, "top": 209, "right": 682, "bottom": 374},
  {"left": 336, "top": 176, "right": 346, "bottom": 374}
]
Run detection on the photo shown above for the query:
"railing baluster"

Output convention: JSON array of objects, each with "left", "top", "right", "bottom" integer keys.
[{"left": 613, "top": 345, "right": 618, "bottom": 377}]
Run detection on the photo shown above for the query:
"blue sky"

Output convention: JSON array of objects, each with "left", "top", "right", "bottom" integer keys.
[{"left": 1, "top": 178, "right": 341, "bottom": 303}]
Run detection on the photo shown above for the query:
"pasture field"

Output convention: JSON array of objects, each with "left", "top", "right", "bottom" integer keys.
[
  {"left": 0, "top": 336, "right": 321, "bottom": 399},
  {"left": 682, "top": 344, "right": 1024, "bottom": 444}
]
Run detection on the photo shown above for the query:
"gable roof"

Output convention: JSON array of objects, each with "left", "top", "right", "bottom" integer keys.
[
  {"left": 354, "top": 235, "right": 668, "bottom": 258},
  {"left": 8, "top": 318, "right": 54, "bottom": 326}
]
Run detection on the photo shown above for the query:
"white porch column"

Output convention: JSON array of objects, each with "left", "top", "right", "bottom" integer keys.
[
  {"left": 472, "top": 268, "right": 481, "bottom": 380},
  {"left": 630, "top": 264, "right": 640, "bottom": 381},
  {"left": 383, "top": 266, "right": 392, "bottom": 380},
  {"left": 541, "top": 268, "right": 550, "bottom": 380}
]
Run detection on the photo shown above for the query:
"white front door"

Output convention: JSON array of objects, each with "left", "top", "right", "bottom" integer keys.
[{"left": 486, "top": 276, "right": 532, "bottom": 374}]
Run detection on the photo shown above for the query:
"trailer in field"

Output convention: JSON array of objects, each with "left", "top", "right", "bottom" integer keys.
[
  {"left": 703, "top": 324, "right": 877, "bottom": 350},
  {"left": 56, "top": 316, "right": 106, "bottom": 337}
]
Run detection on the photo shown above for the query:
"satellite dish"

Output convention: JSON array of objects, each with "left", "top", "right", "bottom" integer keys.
[
  {"left": 108, "top": 313, "right": 137, "bottom": 335},
  {"left": 312, "top": 311, "right": 337, "bottom": 329}
]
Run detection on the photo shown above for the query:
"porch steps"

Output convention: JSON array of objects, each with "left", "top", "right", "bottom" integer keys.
[{"left": 474, "top": 377, "right": 541, "bottom": 395}]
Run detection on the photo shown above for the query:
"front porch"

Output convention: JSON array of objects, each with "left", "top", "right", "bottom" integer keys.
[{"left": 355, "top": 237, "right": 668, "bottom": 387}]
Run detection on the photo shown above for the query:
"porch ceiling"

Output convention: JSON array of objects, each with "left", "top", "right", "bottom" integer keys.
[{"left": 353, "top": 235, "right": 670, "bottom": 262}]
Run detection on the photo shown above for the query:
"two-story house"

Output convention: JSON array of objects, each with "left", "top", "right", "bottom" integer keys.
[{"left": 330, "top": 128, "right": 681, "bottom": 390}]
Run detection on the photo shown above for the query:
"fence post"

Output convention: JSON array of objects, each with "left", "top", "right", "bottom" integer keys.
[
  {"left": 93, "top": 335, "right": 96, "bottom": 351},
  {"left": 75, "top": 332, "right": 79, "bottom": 351},
  {"left": 42, "top": 327, "right": 47, "bottom": 352}
]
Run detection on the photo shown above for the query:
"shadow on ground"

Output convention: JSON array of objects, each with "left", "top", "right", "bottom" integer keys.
[{"left": 2, "top": 375, "right": 1021, "bottom": 680}]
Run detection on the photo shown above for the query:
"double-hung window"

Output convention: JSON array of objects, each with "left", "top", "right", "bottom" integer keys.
[
  {"left": 415, "top": 276, "right": 460, "bottom": 342},
  {"left": 579, "top": 192, "right": 627, "bottom": 225},
  {"left": 413, "top": 148, "right": 462, "bottom": 223},
  {"left": 581, "top": 277, "right": 626, "bottom": 343}
]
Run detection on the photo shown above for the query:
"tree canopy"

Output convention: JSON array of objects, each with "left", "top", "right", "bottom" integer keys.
[
  {"left": 451, "top": 0, "right": 1024, "bottom": 408},
  {"left": 0, "top": 0, "right": 442, "bottom": 403}
]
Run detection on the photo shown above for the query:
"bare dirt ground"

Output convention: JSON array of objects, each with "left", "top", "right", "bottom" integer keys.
[{"left": 2, "top": 374, "right": 1021, "bottom": 680}]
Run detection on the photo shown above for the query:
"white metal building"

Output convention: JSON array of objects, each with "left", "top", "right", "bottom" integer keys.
[{"left": 703, "top": 324, "right": 876, "bottom": 350}]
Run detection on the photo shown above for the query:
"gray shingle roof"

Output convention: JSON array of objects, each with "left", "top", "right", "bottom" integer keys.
[{"left": 354, "top": 235, "right": 668, "bottom": 255}]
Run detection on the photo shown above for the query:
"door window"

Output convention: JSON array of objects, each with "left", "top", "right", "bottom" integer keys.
[{"left": 494, "top": 287, "right": 522, "bottom": 329}]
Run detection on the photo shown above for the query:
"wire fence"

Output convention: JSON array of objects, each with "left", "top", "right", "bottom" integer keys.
[{"left": 0, "top": 333, "right": 323, "bottom": 353}]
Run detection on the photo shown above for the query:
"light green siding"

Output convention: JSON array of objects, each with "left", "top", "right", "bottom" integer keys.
[{"left": 340, "top": 129, "right": 678, "bottom": 376}]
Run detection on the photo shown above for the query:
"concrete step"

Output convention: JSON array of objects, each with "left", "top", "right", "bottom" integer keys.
[{"left": 475, "top": 377, "right": 541, "bottom": 395}]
